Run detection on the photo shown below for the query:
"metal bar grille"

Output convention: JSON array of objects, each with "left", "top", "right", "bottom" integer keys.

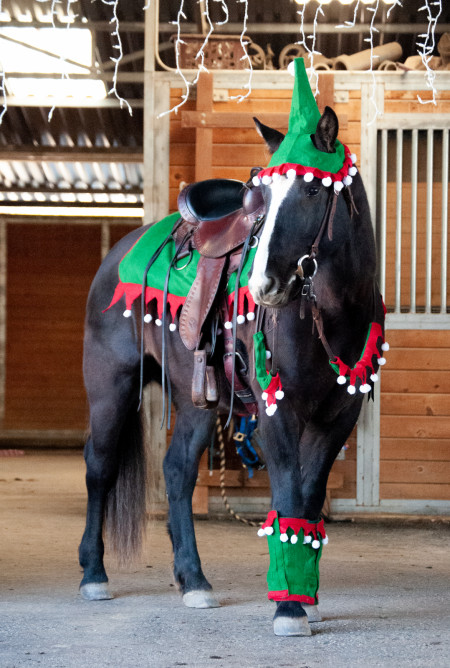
[{"left": 377, "top": 116, "right": 450, "bottom": 323}]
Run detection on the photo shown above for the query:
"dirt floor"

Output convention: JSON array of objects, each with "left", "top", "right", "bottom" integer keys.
[{"left": 1, "top": 450, "right": 449, "bottom": 668}]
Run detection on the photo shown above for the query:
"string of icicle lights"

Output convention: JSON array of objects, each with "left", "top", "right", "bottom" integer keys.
[{"left": 0, "top": 0, "right": 446, "bottom": 124}]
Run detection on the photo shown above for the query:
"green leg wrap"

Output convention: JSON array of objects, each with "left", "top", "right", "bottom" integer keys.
[{"left": 257, "top": 511, "right": 328, "bottom": 604}]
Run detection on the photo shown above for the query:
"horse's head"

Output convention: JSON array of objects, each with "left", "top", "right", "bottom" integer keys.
[{"left": 248, "top": 107, "right": 353, "bottom": 308}]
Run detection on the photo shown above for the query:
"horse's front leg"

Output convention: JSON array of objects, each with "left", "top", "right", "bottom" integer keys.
[
  {"left": 163, "top": 404, "right": 219, "bottom": 608},
  {"left": 256, "top": 405, "right": 315, "bottom": 636}
]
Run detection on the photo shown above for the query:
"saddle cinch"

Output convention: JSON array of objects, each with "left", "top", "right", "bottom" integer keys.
[{"left": 175, "top": 178, "right": 265, "bottom": 410}]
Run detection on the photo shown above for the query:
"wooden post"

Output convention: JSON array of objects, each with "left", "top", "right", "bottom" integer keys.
[
  {"left": 143, "top": 0, "right": 170, "bottom": 515},
  {"left": 317, "top": 72, "right": 335, "bottom": 114},
  {"left": 194, "top": 72, "right": 214, "bottom": 182}
]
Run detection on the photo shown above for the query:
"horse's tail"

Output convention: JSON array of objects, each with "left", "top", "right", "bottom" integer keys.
[{"left": 104, "top": 407, "right": 148, "bottom": 566}]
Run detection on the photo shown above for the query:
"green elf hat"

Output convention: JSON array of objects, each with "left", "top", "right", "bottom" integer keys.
[{"left": 252, "top": 58, "right": 357, "bottom": 192}]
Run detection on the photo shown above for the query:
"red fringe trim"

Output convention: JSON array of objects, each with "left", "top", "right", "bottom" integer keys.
[
  {"left": 268, "top": 591, "right": 318, "bottom": 605},
  {"left": 227, "top": 285, "right": 256, "bottom": 319},
  {"left": 333, "top": 322, "right": 384, "bottom": 386},
  {"left": 103, "top": 281, "right": 186, "bottom": 320},
  {"left": 262, "top": 511, "right": 326, "bottom": 540},
  {"left": 257, "top": 145, "right": 353, "bottom": 183}
]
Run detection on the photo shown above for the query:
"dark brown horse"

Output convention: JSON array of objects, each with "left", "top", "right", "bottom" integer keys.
[{"left": 79, "top": 106, "right": 385, "bottom": 636}]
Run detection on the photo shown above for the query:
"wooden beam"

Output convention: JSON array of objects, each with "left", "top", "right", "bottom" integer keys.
[
  {"left": 194, "top": 72, "right": 214, "bottom": 182},
  {"left": 0, "top": 146, "right": 143, "bottom": 163},
  {"left": 181, "top": 111, "right": 348, "bottom": 130}
]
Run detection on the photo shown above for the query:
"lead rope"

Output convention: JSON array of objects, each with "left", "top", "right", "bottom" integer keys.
[{"left": 216, "top": 415, "right": 262, "bottom": 528}]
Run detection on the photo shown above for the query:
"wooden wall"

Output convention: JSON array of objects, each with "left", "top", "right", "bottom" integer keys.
[
  {"left": 380, "top": 329, "right": 450, "bottom": 501},
  {"left": 2, "top": 219, "right": 140, "bottom": 436}
]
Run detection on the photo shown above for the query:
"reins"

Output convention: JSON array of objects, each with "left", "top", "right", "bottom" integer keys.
[{"left": 297, "top": 189, "right": 341, "bottom": 364}]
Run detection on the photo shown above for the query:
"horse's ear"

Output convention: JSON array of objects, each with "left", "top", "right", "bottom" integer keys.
[
  {"left": 312, "top": 106, "right": 339, "bottom": 154},
  {"left": 253, "top": 117, "right": 285, "bottom": 155}
]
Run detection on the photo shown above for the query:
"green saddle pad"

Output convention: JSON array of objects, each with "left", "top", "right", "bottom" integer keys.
[{"left": 105, "top": 211, "right": 257, "bottom": 324}]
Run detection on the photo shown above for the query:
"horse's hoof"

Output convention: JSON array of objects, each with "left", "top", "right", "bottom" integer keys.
[
  {"left": 182, "top": 590, "right": 221, "bottom": 609},
  {"left": 80, "top": 583, "right": 113, "bottom": 601},
  {"left": 302, "top": 603, "right": 322, "bottom": 622},
  {"left": 273, "top": 615, "right": 312, "bottom": 637}
]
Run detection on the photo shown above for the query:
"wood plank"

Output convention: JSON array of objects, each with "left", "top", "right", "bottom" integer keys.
[
  {"left": 386, "top": 349, "right": 450, "bottom": 371},
  {"left": 380, "top": 483, "right": 450, "bottom": 500},
  {"left": 196, "top": 469, "right": 344, "bottom": 489},
  {"left": 380, "top": 393, "right": 450, "bottom": 416},
  {"left": 182, "top": 111, "right": 349, "bottom": 130},
  {"left": 380, "top": 460, "right": 450, "bottom": 484},
  {"left": 381, "top": 415, "right": 450, "bottom": 440},
  {"left": 213, "top": 144, "right": 272, "bottom": 166},
  {"left": 385, "top": 330, "right": 450, "bottom": 348},
  {"left": 381, "top": 371, "right": 450, "bottom": 394},
  {"left": 381, "top": 438, "right": 450, "bottom": 461}
]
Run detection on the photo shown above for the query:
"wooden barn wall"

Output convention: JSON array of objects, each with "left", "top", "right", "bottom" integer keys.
[
  {"left": 381, "top": 330, "right": 450, "bottom": 501},
  {"left": 1, "top": 219, "right": 140, "bottom": 438}
]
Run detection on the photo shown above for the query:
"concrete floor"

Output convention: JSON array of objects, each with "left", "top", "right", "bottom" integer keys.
[{"left": 1, "top": 450, "right": 449, "bottom": 668}]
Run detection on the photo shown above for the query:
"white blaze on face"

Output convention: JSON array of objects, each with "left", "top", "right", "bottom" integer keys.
[{"left": 248, "top": 176, "right": 296, "bottom": 299}]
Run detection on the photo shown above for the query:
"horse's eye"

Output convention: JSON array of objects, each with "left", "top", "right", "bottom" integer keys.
[{"left": 306, "top": 186, "right": 320, "bottom": 198}]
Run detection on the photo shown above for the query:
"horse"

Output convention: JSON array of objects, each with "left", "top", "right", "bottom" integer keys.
[{"left": 78, "top": 105, "right": 385, "bottom": 637}]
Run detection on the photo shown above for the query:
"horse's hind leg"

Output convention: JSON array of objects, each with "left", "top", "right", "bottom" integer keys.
[
  {"left": 163, "top": 404, "right": 219, "bottom": 608},
  {"left": 79, "top": 358, "right": 142, "bottom": 601}
]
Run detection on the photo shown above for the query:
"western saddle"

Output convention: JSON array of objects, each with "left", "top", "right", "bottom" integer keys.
[{"left": 173, "top": 177, "right": 265, "bottom": 414}]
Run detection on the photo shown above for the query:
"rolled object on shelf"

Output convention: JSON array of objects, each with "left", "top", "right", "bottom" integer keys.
[
  {"left": 437, "top": 32, "right": 450, "bottom": 66},
  {"left": 334, "top": 42, "right": 402, "bottom": 71},
  {"left": 378, "top": 60, "right": 400, "bottom": 72},
  {"left": 314, "top": 62, "right": 332, "bottom": 71}
]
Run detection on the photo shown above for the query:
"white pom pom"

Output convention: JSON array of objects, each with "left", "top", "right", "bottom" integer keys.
[
  {"left": 370, "top": 373, "right": 379, "bottom": 383},
  {"left": 360, "top": 383, "right": 371, "bottom": 394},
  {"left": 322, "top": 535, "right": 329, "bottom": 545},
  {"left": 349, "top": 166, "right": 357, "bottom": 176},
  {"left": 337, "top": 375, "right": 347, "bottom": 385},
  {"left": 224, "top": 321, "right": 233, "bottom": 330},
  {"left": 272, "top": 172, "right": 281, "bottom": 182},
  {"left": 265, "top": 350, "right": 272, "bottom": 359},
  {"left": 334, "top": 181, "right": 344, "bottom": 192},
  {"left": 290, "top": 535, "right": 298, "bottom": 545},
  {"left": 155, "top": 318, "right": 162, "bottom": 327},
  {"left": 350, "top": 153, "right": 357, "bottom": 164},
  {"left": 261, "top": 392, "right": 268, "bottom": 401},
  {"left": 287, "top": 60, "right": 296, "bottom": 77},
  {"left": 381, "top": 342, "right": 390, "bottom": 352},
  {"left": 266, "top": 404, "right": 277, "bottom": 416},
  {"left": 343, "top": 175, "right": 353, "bottom": 187},
  {"left": 257, "top": 528, "right": 266, "bottom": 537},
  {"left": 169, "top": 323, "right": 177, "bottom": 332},
  {"left": 347, "top": 384, "right": 356, "bottom": 395},
  {"left": 321, "top": 176, "right": 332, "bottom": 187},
  {"left": 303, "top": 535, "right": 312, "bottom": 544},
  {"left": 252, "top": 175, "right": 260, "bottom": 187},
  {"left": 378, "top": 357, "right": 387, "bottom": 366},
  {"left": 280, "top": 533, "right": 289, "bottom": 543},
  {"left": 247, "top": 311, "right": 255, "bottom": 321},
  {"left": 237, "top": 314, "right": 246, "bottom": 325},
  {"left": 144, "top": 313, "right": 152, "bottom": 323},
  {"left": 286, "top": 169, "right": 297, "bottom": 180},
  {"left": 275, "top": 390, "right": 284, "bottom": 400},
  {"left": 264, "top": 526, "right": 274, "bottom": 536},
  {"left": 303, "top": 172, "right": 314, "bottom": 183},
  {"left": 262, "top": 175, "right": 272, "bottom": 186},
  {"left": 123, "top": 309, "right": 132, "bottom": 318},
  {"left": 312, "top": 540, "right": 321, "bottom": 550}
]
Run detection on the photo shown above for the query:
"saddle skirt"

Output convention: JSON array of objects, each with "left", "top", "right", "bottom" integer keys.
[{"left": 105, "top": 179, "right": 265, "bottom": 351}]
